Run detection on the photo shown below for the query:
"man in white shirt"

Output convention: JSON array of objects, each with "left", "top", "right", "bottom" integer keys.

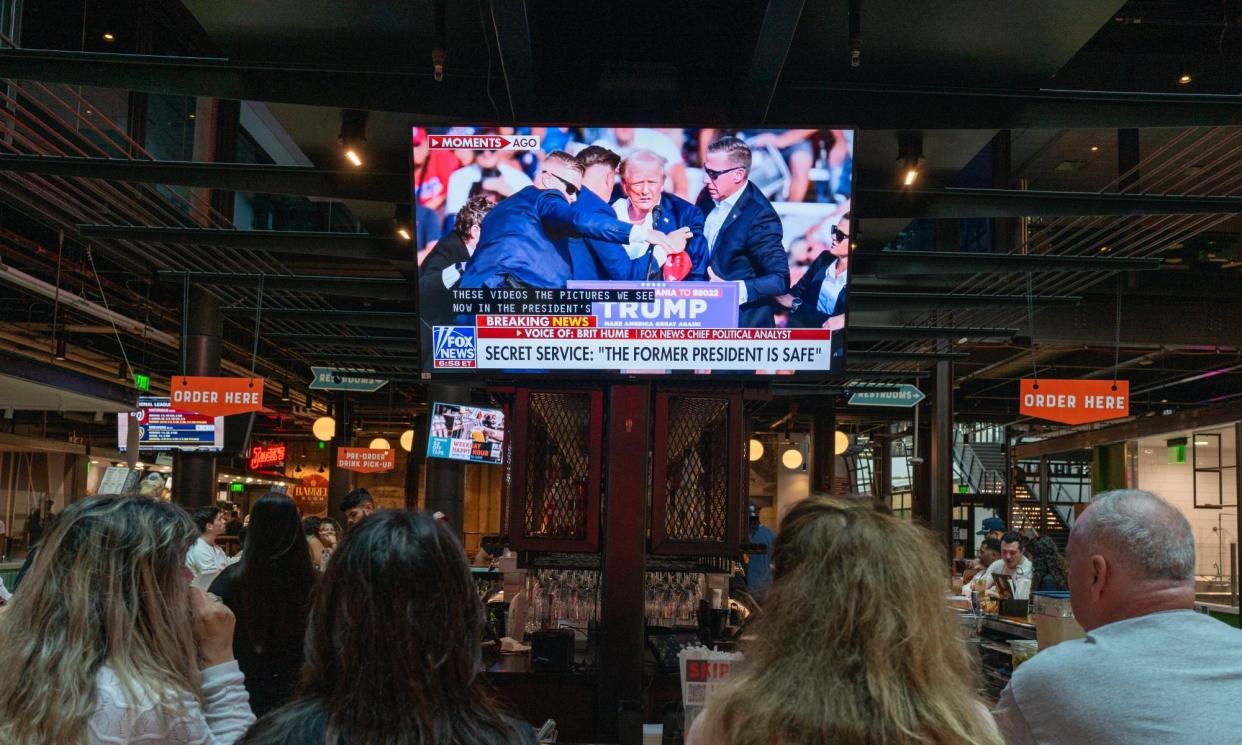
[
  {"left": 444, "top": 147, "right": 532, "bottom": 215},
  {"left": 694, "top": 136, "right": 790, "bottom": 328},
  {"left": 185, "top": 506, "right": 238, "bottom": 585},
  {"left": 983, "top": 531, "right": 1032, "bottom": 594}
]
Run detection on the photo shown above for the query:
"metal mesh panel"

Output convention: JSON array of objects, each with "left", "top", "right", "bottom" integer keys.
[
  {"left": 523, "top": 392, "right": 593, "bottom": 540},
  {"left": 661, "top": 396, "right": 730, "bottom": 542}
]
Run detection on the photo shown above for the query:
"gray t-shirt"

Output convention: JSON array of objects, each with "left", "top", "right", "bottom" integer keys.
[{"left": 994, "top": 609, "right": 1242, "bottom": 744}]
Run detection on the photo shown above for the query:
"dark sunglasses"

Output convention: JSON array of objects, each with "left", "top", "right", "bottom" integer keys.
[
  {"left": 831, "top": 227, "right": 849, "bottom": 243},
  {"left": 704, "top": 165, "right": 744, "bottom": 181},
  {"left": 542, "top": 170, "right": 579, "bottom": 197}
]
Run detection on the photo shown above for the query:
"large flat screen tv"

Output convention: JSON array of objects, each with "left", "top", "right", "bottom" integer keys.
[
  {"left": 117, "top": 396, "right": 224, "bottom": 452},
  {"left": 412, "top": 127, "right": 853, "bottom": 376}
]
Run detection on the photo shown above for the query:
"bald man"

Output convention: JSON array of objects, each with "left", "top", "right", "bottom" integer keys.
[{"left": 993, "top": 489, "right": 1242, "bottom": 744}]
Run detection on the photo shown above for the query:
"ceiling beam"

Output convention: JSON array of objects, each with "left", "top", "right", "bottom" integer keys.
[
  {"left": 275, "top": 353, "right": 419, "bottom": 367},
  {"left": 740, "top": 0, "right": 807, "bottom": 122},
  {"left": 6, "top": 49, "right": 1242, "bottom": 128},
  {"left": 0, "top": 154, "right": 408, "bottom": 202},
  {"left": 80, "top": 225, "right": 406, "bottom": 261},
  {"left": 487, "top": 0, "right": 536, "bottom": 122},
  {"left": 222, "top": 308, "right": 418, "bottom": 331},
  {"left": 849, "top": 326, "right": 1018, "bottom": 341},
  {"left": 0, "top": 49, "right": 490, "bottom": 120},
  {"left": 1014, "top": 400, "right": 1242, "bottom": 459},
  {"left": 771, "top": 81, "right": 1242, "bottom": 129},
  {"left": 851, "top": 251, "right": 1161, "bottom": 277},
  {"left": 849, "top": 350, "right": 971, "bottom": 362},
  {"left": 851, "top": 291, "right": 1080, "bottom": 309},
  {"left": 859, "top": 187, "right": 1242, "bottom": 219},
  {"left": 158, "top": 272, "right": 413, "bottom": 300},
  {"left": 263, "top": 333, "right": 419, "bottom": 350}
]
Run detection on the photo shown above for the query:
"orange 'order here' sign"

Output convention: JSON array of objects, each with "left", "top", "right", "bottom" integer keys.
[
  {"left": 1019, "top": 378, "right": 1130, "bottom": 425},
  {"left": 169, "top": 376, "right": 266, "bottom": 417},
  {"left": 337, "top": 447, "right": 396, "bottom": 473}
]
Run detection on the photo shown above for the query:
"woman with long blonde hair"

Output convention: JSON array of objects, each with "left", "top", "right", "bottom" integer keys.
[
  {"left": 0, "top": 495, "right": 255, "bottom": 744},
  {"left": 689, "top": 496, "right": 1000, "bottom": 745}
]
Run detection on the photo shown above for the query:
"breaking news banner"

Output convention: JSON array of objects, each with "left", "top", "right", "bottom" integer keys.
[{"left": 411, "top": 126, "right": 854, "bottom": 375}]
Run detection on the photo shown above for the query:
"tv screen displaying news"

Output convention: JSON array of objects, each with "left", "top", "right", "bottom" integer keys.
[
  {"left": 426, "top": 401, "right": 505, "bottom": 465},
  {"left": 412, "top": 126, "right": 853, "bottom": 375},
  {"left": 118, "top": 396, "right": 224, "bottom": 452}
]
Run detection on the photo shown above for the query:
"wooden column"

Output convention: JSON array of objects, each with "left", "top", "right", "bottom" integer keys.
[{"left": 597, "top": 384, "right": 650, "bottom": 745}]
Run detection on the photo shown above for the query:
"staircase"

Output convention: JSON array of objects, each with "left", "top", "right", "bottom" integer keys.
[
  {"left": 954, "top": 440, "right": 1006, "bottom": 495},
  {"left": 1009, "top": 481, "right": 1072, "bottom": 552}
]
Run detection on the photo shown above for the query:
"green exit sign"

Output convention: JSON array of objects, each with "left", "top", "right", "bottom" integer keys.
[
  {"left": 230, "top": 482, "right": 244, "bottom": 492},
  {"left": 318, "top": 441, "right": 326, "bottom": 449},
  {"left": 133, "top": 373, "right": 151, "bottom": 391},
  {"left": 958, "top": 484, "right": 970, "bottom": 494}
]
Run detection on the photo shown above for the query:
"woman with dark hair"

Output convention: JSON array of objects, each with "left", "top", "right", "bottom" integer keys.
[
  {"left": 242, "top": 510, "right": 535, "bottom": 745},
  {"left": 210, "top": 493, "right": 318, "bottom": 717},
  {"left": 1028, "top": 535, "right": 1069, "bottom": 591}
]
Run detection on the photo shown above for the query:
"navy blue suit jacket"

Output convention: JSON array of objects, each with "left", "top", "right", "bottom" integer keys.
[
  {"left": 695, "top": 182, "right": 790, "bottom": 327},
  {"left": 788, "top": 252, "right": 848, "bottom": 328},
  {"left": 569, "top": 190, "right": 709, "bottom": 282},
  {"left": 459, "top": 186, "right": 635, "bottom": 289}
]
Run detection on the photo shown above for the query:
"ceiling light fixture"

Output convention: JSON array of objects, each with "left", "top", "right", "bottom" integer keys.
[
  {"left": 397, "top": 227, "right": 412, "bottom": 241},
  {"left": 1178, "top": 72, "right": 1193, "bottom": 85},
  {"left": 749, "top": 438, "right": 765, "bottom": 462},
  {"left": 1090, "top": 145, "right": 1100, "bottom": 152},
  {"left": 781, "top": 448, "right": 803, "bottom": 470},
  {"left": 400, "top": 429, "right": 415, "bottom": 452},
  {"left": 897, "top": 131, "right": 924, "bottom": 188},
  {"left": 339, "top": 109, "right": 368, "bottom": 168},
  {"left": 369, "top": 437, "right": 391, "bottom": 450},
  {"left": 312, "top": 416, "right": 336, "bottom": 441},
  {"left": 102, "top": 32, "right": 115, "bottom": 42},
  {"left": 834, "top": 430, "right": 850, "bottom": 456}
]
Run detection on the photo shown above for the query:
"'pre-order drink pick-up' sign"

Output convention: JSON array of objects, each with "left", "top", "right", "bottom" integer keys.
[{"left": 1019, "top": 379, "right": 1129, "bottom": 425}]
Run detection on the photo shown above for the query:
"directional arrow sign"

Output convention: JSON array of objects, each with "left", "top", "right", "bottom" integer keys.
[
  {"left": 848, "top": 384, "right": 925, "bottom": 407},
  {"left": 308, "top": 367, "right": 388, "bottom": 393}
]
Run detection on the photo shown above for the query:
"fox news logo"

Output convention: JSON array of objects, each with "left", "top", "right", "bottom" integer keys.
[
  {"left": 427, "top": 134, "right": 540, "bottom": 151},
  {"left": 432, "top": 326, "right": 477, "bottom": 368}
]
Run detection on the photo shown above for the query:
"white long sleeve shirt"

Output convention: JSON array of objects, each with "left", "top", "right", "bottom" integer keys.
[
  {"left": 186, "top": 538, "right": 239, "bottom": 586},
  {"left": 88, "top": 661, "right": 255, "bottom": 745}
]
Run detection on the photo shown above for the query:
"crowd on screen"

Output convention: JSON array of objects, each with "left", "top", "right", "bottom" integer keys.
[
  {"left": 412, "top": 127, "right": 853, "bottom": 261},
  {"left": 0, "top": 486, "right": 1238, "bottom": 744}
]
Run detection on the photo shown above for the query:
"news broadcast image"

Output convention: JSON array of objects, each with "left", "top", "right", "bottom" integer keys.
[{"left": 411, "top": 127, "right": 853, "bottom": 375}]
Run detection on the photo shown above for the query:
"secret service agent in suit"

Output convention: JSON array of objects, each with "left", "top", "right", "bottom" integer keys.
[
  {"left": 695, "top": 136, "right": 790, "bottom": 328},
  {"left": 419, "top": 194, "right": 495, "bottom": 368},
  {"left": 457, "top": 150, "right": 681, "bottom": 290},
  {"left": 779, "top": 212, "right": 850, "bottom": 328},
  {"left": 569, "top": 146, "right": 693, "bottom": 281}
]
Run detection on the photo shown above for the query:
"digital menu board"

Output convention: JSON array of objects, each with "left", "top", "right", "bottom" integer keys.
[
  {"left": 118, "top": 396, "right": 224, "bottom": 452},
  {"left": 412, "top": 126, "right": 852, "bottom": 375},
  {"left": 425, "top": 402, "right": 505, "bottom": 465}
]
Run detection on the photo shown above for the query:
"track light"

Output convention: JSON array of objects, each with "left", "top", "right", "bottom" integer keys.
[
  {"left": 897, "top": 131, "right": 924, "bottom": 187},
  {"left": 280, "top": 381, "right": 291, "bottom": 402},
  {"left": 117, "top": 360, "right": 129, "bottom": 381},
  {"left": 53, "top": 338, "right": 67, "bottom": 361},
  {"left": 1178, "top": 70, "right": 1193, "bottom": 85},
  {"left": 102, "top": 32, "right": 115, "bottom": 42},
  {"left": 394, "top": 203, "right": 413, "bottom": 242},
  {"left": 338, "top": 109, "right": 368, "bottom": 168}
]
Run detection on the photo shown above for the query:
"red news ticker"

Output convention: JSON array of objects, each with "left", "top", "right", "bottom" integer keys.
[
  {"left": 475, "top": 328, "right": 831, "bottom": 340},
  {"left": 428, "top": 134, "right": 511, "bottom": 150},
  {"left": 477, "top": 315, "right": 597, "bottom": 328}
]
